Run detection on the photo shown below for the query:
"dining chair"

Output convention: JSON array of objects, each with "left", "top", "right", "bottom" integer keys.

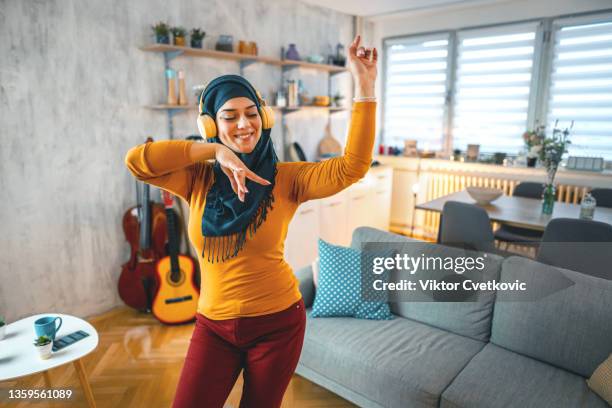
[
  {"left": 440, "top": 201, "right": 498, "bottom": 254},
  {"left": 590, "top": 188, "right": 612, "bottom": 208},
  {"left": 494, "top": 182, "right": 544, "bottom": 246},
  {"left": 537, "top": 218, "right": 612, "bottom": 280}
]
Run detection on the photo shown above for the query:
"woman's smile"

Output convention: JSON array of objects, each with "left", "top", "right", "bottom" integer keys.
[{"left": 234, "top": 131, "right": 255, "bottom": 140}]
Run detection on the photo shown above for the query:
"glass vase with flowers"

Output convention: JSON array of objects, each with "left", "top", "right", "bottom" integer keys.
[{"left": 539, "top": 120, "right": 572, "bottom": 215}]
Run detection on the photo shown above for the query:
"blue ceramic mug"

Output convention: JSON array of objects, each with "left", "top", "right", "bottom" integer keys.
[{"left": 34, "top": 316, "right": 63, "bottom": 340}]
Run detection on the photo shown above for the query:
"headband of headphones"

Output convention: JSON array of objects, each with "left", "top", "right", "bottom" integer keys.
[{"left": 198, "top": 76, "right": 266, "bottom": 117}]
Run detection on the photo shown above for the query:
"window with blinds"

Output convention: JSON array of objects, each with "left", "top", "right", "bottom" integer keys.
[
  {"left": 452, "top": 23, "right": 539, "bottom": 153},
  {"left": 547, "top": 17, "right": 612, "bottom": 160},
  {"left": 383, "top": 34, "right": 450, "bottom": 151}
]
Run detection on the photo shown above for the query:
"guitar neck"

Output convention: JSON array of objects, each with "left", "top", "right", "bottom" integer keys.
[
  {"left": 139, "top": 183, "right": 152, "bottom": 250},
  {"left": 165, "top": 207, "right": 180, "bottom": 274}
]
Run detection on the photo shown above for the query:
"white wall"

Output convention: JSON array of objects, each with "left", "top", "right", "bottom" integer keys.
[
  {"left": 369, "top": 0, "right": 612, "bottom": 147},
  {"left": 0, "top": 0, "right": 354, "bottom": 322}
]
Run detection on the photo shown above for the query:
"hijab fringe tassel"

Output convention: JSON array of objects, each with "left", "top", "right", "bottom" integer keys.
[{"left": 201, "top": 175, "right": 277, "bottom": 264}]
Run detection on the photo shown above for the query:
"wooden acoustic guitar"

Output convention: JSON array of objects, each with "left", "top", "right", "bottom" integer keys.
[{"left": 152, "top": 190, "right": 199, "bottom": 324}]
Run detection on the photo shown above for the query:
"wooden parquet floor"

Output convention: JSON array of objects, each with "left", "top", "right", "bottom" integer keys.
[{"left": 0, "top": 307, "right": 355, "bottom": 408}]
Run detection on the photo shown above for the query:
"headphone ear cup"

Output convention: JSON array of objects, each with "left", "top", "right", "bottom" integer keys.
[
  {"left": 197, "top": 115, "right": 217, "bottom": 138},
  {"left": 259, "top": 106, "right": 275, "bottom": 130}
]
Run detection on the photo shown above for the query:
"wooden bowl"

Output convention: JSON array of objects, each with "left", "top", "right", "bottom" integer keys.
[{"left": 466, "top": 187, "right": 503, "bottom": 205}]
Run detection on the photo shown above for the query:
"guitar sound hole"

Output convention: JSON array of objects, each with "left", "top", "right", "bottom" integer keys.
[{"left": 166, "top": 271, "right": 186, "bottom": 286}]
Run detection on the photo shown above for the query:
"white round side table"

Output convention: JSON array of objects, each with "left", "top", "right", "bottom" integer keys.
[{"left": 0, "top": 313, "right": 99, "bottom": 408}]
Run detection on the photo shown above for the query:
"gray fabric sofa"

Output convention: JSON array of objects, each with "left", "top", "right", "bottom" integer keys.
[{"left": 294, "top": 227, "right": 612, "bottom": 408}]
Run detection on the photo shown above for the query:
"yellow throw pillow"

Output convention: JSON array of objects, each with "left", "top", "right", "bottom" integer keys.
[{"left": 587, "top": 353, "right": 612, "bottom": 405}]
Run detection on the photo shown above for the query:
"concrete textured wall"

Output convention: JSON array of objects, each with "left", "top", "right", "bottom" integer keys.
[{"left": 0, "top": 0, "right": 354, "bottom": 322}]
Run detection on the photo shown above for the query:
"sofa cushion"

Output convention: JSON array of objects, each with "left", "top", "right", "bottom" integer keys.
[
  {"left": 491, "top": 256, "right": 612, "bottom": 377},
  {"left": 350, "top": 227, "right": 503, "bottom": 342},
  {"left": 298, "top": 309, "right": 485, "bottom": 408},
  {"left": 441, "top": 343, "right": 609, "bottom": 408},
  {"left": 311, "top": 239, "right": 394, "bottom": 320}
]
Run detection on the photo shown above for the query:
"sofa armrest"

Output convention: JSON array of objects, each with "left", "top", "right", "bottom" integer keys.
[{"left": 295, "top": 264, "right": 315, "bottom": 308}]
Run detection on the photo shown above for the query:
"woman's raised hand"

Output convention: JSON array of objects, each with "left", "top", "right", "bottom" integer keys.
[
  {"left": 214, "top": 144, "right": 271, "bottom": 202},
  {"left": 347, "top": 35, "right": 378, "bottom": 98}
]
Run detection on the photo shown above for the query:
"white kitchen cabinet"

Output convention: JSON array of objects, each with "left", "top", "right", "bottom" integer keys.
[
  {"left": 284, "top": 199, "right": 320, "bottom": 270},
  {"left": 319, "top": 190, "right": 349, "bottom": 246},
  {"left": 346, "top": 178, "right": 373, "bottom": 242},
  {"left": 370, "top": 167, "right": 393, "bottom": 231},
  {"left": 285, "top": 166, "right": 393, "bottom": 271}
]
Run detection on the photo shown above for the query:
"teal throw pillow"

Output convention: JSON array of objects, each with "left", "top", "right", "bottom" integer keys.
[{"left": 311, "top": 239, "right": 394, "bottom": 320}]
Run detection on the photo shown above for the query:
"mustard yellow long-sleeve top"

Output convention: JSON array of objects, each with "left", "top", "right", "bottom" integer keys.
[{"left": 125, "top": 102, "right": 376, "bottom": 320}]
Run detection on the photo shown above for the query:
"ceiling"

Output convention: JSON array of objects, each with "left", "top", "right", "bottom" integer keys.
[{"left": 301, "top": 0, "right": 506, "bottom": 17}]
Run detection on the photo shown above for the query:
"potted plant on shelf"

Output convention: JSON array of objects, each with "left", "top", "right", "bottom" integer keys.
[
  {"left": 152, "top": 21, "right": 170, "bottom": 44},
  {"left": 190, "top": 28, "right": 206, "bottom": 48},
  {"left": 171, "top": 26, "right": 187, "bottom": 46},
  {"left": 539, "top": 120, "right": 572, "bottom": 215},
  {"left": 522, "top": 124, "right": 545, "bottom": 167},
  {"left": 0, "top": 316, "right": 5, "bottom": 340},
  {"left": 34, "top": 335, "right": 53, "bottom": 359}
]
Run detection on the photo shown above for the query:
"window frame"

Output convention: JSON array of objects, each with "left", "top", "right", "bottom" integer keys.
[
  {"left": 381, "top": 8, "right": 612, "bottom": 159},
  {"left": 382, "top": 30, "right": 453, "bottom": 152}
]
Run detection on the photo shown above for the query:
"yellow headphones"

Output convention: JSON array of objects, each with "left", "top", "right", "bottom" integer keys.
[{"left": 197, "top": 78, "right": 275, "bottom": 139}]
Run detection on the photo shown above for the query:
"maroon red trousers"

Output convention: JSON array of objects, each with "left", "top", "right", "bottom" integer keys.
[{"left": 172, "top": 298, "right": 306, "bottom": 408}]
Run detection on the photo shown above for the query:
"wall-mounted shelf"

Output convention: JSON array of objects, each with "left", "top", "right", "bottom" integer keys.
[
  {"left": 144, "top": 104, "right": 347, "bottom": 113},
  {"left": 140, "top": 44, "right": 347, "bottom": 74},
  {"left": 141, "top": 43, "right": 350, "bottom": 159}
]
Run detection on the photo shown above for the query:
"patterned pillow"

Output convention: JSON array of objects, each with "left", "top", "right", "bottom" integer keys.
[{"left": 311, "top": 239, "right": 394, "bottom": 320}]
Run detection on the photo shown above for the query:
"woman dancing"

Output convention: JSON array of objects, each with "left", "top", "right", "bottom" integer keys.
[{"left": 125, "top": 34, "right": 378, "bottom": 408}]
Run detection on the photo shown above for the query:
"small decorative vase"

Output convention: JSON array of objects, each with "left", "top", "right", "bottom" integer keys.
[
  {"left": 35, "top": 342, "right": 53, "bottom": 360},
  {"left": 541, "top": 165, "right": 558, "bottom": 215},
  {"left": 166, "top": 69, "right": 178, "bottom": 105},
  {"left": 215, "top": 35, "right": 234, "bottom": 52},
  {"left": 191, "top": 38, "right": 202, "bottom": 48},
  {"left": 173, "top": 36, "right": 186, "bottom": 46},
  {"left": 541, "top": 184, "right": 556, "bottom": 215},
  {"left": 156, "top": 34, "right": 169, "bottom": 44},
  {"left": 527, "top": 157, "right": 537, "bottom": 167},
  {"left": 285, "top": 44, "right": 300, "bottom": 61}
]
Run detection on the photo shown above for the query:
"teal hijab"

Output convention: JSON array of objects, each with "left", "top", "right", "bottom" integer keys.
[{"left": 199, "top": 75, "right": 278, "bottom": 263}]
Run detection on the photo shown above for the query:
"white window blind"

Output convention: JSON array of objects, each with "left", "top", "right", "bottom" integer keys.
[
  {"left": 452, "top": 23, "right": 539, "bottom": 153},
  {"left": 547, "top": 16, "right": 612, "bottom": 160},
  {"left": 384, "top": 33, "right": 450, "bottom": 151}
]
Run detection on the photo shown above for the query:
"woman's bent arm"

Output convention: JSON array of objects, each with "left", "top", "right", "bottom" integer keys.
[
  {"left": 124, "top": 140, "right": 216, "bottom": 203},
  {"left": 290, "top": 101, "right": 376, "bottom": 203}
]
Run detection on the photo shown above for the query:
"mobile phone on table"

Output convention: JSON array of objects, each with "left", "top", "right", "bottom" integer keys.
[{"left": 52, "top": 330, "right": 90, "bottom": 352}]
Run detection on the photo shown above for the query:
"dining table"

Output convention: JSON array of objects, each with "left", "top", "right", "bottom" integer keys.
[{"left": 416, "top": 190, "right": 612, "bottom": 232}]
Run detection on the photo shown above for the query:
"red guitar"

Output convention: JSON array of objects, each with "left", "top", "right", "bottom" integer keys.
[
  {"left": 119, "top": 137, "right": 167, "bottom": 312},
  {"left": 152, "top": 190, "right": 199, "bottom": 324}
]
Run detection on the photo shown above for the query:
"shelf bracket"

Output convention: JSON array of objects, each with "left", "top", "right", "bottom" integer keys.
[
  {"left": 282, "top": 64, "right": 299, "bottom": 72},
  {"left": 163, "top": 50, "right": 184, "bottom": 68},
  {"left": 167, "top": 109, "right": 178, "bottom": 139},
  {"left": 239, "top": 59, "right": 258, "bottom": 74}
]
